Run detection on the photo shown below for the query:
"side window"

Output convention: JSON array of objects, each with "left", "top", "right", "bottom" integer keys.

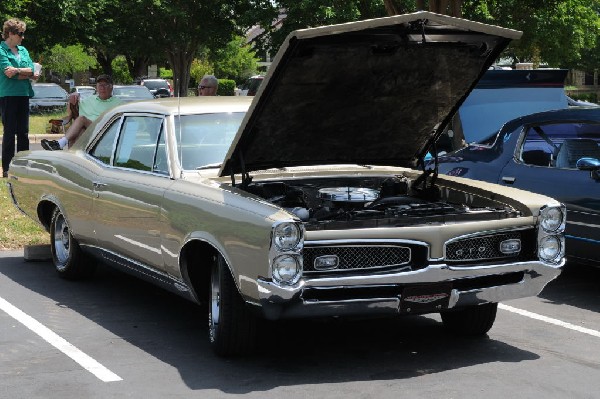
[
  {"left": 519, "top": 127, "right": 556, "bottom": 167},
  {"left": 520, "top": 123, "right": 600, "bottom": 168},
  {"left": 114, "top": 116, "right": 164, "bottom": 172},
  {"left": 153, "top": 128, "right": 169, "bottom": 175},
  {"left": 89, "top": 118, "right": 121, "bottom": 164}
]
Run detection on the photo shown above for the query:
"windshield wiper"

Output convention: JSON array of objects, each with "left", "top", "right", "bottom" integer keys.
[{"left": 196, "top": 163, "right": 222, "bottom": 170}]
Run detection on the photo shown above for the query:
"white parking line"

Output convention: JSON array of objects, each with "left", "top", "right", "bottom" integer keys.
[
  {"left": 500, "top": 303, "right": 600, "bottom": 338},
  {"left": 0, "top": 297, "right": 122, "bottom": 382}
]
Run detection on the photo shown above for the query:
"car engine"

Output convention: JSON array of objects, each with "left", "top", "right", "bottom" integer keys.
[{"left": 244, "top": 175, "right": 520, "bottom": 230}]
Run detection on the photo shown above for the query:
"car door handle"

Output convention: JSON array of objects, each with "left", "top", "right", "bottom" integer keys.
[
  {"left": 502, "top": 176, "right": 516, "bottom": 184},
  {"left": 92, "top": 181, "right": 108, "bottom": 189}
]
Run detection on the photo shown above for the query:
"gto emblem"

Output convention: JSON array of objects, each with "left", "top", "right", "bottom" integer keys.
[
  {"left": 455, "top": 246, "right": 487, "bottom": 257},
  {"left": 403, "top": 293, "right": 449, "bottom": 304}
]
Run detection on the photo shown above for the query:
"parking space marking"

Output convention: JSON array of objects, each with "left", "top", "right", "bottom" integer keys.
[
  {"left": 0, "top": 296, "right": 122, "bottom": 382},
  {"left": 500, "top": 303, "right": 600, "bottom": 338}
]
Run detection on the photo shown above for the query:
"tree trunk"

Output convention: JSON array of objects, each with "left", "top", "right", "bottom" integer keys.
[
  {"left": 95, "top": 52, "right": 115, "bottom": 77},
  {"left": 166, "top": 49, "right": 195, "bottom": 97},
  {"left": 125, "top": 55, "right": 151, "bottom": 81}
]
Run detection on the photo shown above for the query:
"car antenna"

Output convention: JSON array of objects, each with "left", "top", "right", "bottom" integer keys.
[{"left": 176, "top": 78, "right": 183, "bottom": 177}]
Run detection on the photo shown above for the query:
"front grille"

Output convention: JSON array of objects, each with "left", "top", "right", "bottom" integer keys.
[
  {"left": 445, "top": 232, "right": 522, "bottom": 262},
  {"left": 303, "top": 245, "right": 411, "bottom": 273}
]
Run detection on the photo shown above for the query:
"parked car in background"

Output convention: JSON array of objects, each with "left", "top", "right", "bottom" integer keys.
[
  {"left": 112, "top": 85, "right": 155, "bottom": 103},
  {"left": 30, "top": 83, "right": 68, "bottom": 114},
  {"left": 70, "top": 85, "right": 95, "bottom": 100},
  {"left": 437, "top": 69, "right": 572, "bottom": 153},
  {"left": 436, "top": 107, "right": 600, "bottom": 267},
  {"left": 139, "top": 78, "right": 173, "bottom": 98},
  {"left": 238, "top": 75, "right": 264, "bottom": 96},
  {"left": 9, "top": 12, "right": 566, "bottom": 356}
]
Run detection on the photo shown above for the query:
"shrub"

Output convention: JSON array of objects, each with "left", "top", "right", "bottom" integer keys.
[{"left": 217, "top": 79, "right": 236, "bottom": 96}]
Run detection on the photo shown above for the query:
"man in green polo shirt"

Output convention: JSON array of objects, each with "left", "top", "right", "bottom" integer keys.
[{"left": 41, "top": 74, "right": 123, "bottom": 150}]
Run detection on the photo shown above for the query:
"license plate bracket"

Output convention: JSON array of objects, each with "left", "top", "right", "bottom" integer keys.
[{"left": 400, "top": 283, "right": 452, "bottom": 314}]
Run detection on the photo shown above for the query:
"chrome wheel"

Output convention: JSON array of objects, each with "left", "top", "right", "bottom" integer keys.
[
  {"left": 52, "top": 212, "right": 71, "bottom": 270},
  {"left": 49, "top": 207, "right": 96, "bottom": 280},
  {"left": 207, "top": 254, "right": 257, "bottom": 356},
  {"left": 209, "top": 258, "right": 221, "bottom": 343}
]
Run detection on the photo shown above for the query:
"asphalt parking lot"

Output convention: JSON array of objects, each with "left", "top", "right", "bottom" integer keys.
[{"left": 1, "top": 250, "right": 599, "bottom": 399}]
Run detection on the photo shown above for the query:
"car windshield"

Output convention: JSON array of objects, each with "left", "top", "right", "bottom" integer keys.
[
  {"left": 113, "top": 86, "right": 154, "bottom": 100},
  {"left": 33, "top": 85, "right": 67, "bottom": 98},
  {"left": 142, "top": 80, "right": 168, "bottom": 90},
  {"left": 460, "top": 86, "right": 568, "bottom": 144},
  {"left": 174, "top": 112, "right": 245, "bottom": 170}
]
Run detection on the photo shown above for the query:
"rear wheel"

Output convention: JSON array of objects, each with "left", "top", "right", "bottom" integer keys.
[
  {"left": 441, "top": 303, "right": 498, "bottom": 335},
  {"left": 209, "top": 254, "right": 257, "bottom": 356},
  {"left": 50, "top": 208, "right": 96, "bottom": 280}
]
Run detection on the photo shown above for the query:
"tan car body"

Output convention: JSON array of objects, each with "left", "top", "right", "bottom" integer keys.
[{"left": 8, "top": 12, "right": 565, "bottom": 354}]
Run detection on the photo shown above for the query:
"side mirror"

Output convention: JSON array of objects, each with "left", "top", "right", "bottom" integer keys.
[{"left": 576, "top": 157, "right": 600, "bottom": 170}]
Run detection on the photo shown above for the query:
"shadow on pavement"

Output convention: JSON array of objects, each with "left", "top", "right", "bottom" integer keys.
[
  {"left": 0, "top": 252, "right": 540, "bottom": 394},
  {"left": 537, "top": 261, "right": 600, "bottom": 314}
]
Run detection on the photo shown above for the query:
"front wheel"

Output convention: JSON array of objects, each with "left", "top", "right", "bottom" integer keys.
[
  {"left": 441, "top": 303, "right": 498, "bottom": 335},
  {"left": 209, "top": 255, "right": 257, "bottom": 356},
  {"left": 50, "top": 207, "right": 96, "bottom": 280}
]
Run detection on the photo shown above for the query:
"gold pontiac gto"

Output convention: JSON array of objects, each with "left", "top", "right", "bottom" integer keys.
[{"left": 7, "top": 12, "right": 566, "bottom": 356}]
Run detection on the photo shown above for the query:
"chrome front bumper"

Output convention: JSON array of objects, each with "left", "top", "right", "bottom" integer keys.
[{"left": 255, "top": 260, "right": 563, "bottom": 320}]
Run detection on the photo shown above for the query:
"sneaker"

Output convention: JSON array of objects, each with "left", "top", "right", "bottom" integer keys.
[
  {"left": 41, "top": 139, "right": 61, "bottom": 151},
  {"left": 2, "top": 171, "right": 7, "bottom": 178}
]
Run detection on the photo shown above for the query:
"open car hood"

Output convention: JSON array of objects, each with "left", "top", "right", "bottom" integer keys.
[{"left": 220, "top": 11, "right": 521, "bottom": 177}]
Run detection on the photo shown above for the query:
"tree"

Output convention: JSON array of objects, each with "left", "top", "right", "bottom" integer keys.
[
  {"left": 210, "top": 36, "right": 259, "bottom": 84},
  {"left": 260, "top": 1, "right": 599, "bottom": 71},
  {"left": 461, "top": 0, "right": 600, "bottom": 68},
  {"left": 44, "top": 44, "right": 97, "bottom": 76}
]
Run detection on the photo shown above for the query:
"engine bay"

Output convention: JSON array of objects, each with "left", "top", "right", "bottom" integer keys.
[{"left": 243, "top": 174, "right": 521, "bottom": 230}]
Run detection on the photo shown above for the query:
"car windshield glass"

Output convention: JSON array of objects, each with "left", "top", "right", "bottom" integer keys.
[
  {"left": 33, "top": 85, "right": 67, "bottom": 98},
  {"left": 142, "top": 81, "right": 168, "bottom": 90},
  {"left": 113, "top": 87, "right": 154, "bottom": 99},
  {"left": 460, "top": 87, "right": 568, "bottom": 144},
  {"left": 174, "top": 112, "right": 245, "bottom": 170}
]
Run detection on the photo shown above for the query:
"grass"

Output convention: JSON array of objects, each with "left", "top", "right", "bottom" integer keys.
[
  {"left": 1, "top": 112, "right": 59, "bottom": 249},
  {"left": 0, "top": 110, "right": 66, "bottom": 135},
  {"left": 0, "top": 182, "right": 49, "bottom": 250}
]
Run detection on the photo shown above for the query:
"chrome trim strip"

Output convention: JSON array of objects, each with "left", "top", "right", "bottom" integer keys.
[{"left": 444, "top": 226, "right": 532, "bottom": 245}]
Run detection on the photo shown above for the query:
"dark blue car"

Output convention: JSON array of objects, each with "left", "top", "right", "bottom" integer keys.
[{"left": 436, "top": 107, "right": 600, "bottom": 266}]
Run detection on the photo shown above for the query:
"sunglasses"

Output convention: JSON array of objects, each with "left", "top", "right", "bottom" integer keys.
[
  {"left": 14, "top": 31, "right": 25, "bottom": 37},
  {"left": 199, "top": 86, "right": 214, "bottom": 90}
]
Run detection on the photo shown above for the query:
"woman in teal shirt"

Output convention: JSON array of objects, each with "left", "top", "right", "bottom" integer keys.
[{"left": 0, "top": 18, "right": 37, "bottom": 178}]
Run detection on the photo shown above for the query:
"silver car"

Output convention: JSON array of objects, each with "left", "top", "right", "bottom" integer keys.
[{"left": 8, "top": 12, "right": 565, "bottom": 356}]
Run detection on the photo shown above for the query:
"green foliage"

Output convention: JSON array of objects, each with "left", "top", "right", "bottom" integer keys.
[
  {"left": 217, "top": 79, "right": 236, "bottom": 96},
  {"left": 5, "top": 0, "right": 600, "bottom": 86},
  {"left": 568, "top": 91, "right": 598, "bottom": 104},
  {"left": 43, "top": 44, "right": 97, "bottom": 76},
  {"left": 462, "top": 0, "right": 600, "bottom": 69},
  {"left": 111, "top": 55, "right": 133, "bottom": 84},
  {"left": 159, "top": 68, "right": 173, "bottom": 80},
  {"left": 190, "top": 58, "right": 215, "bottom": 88},
  {"left": 210, "top": 36, "right": 259, "bottom": 83}
]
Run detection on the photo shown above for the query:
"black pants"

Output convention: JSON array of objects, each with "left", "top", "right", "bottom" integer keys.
[{"left": 1, "top": 96, "right": 30, "bottom": 173}]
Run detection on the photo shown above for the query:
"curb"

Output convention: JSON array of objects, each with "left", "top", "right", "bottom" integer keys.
[{"left": 23, "top": 244, "right": 52, "bottom": 262}]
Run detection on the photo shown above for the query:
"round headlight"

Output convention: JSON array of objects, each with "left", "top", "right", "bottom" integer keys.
[
  {"left": 540, "top": 206, "right": 564, "bottom": 232},
  {"left": 538, "top": 235, "right": 562, "bottom": 261},
  {"left": 272, "top": 255, "right": 302, "bottom": 285},
  {"left": 273, "top": 222, "right": 301, "bottom": 251}
]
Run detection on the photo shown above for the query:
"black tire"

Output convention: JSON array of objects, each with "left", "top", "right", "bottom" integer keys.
[
  {"left": 441, "top": 302, "right": 498, "bottom": 335},
  {"left": 50, "top": 207, "right": 96, "bottom": 280},
  {"left": 208, "top": 255, "right": 257, "bottom": 356}
]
